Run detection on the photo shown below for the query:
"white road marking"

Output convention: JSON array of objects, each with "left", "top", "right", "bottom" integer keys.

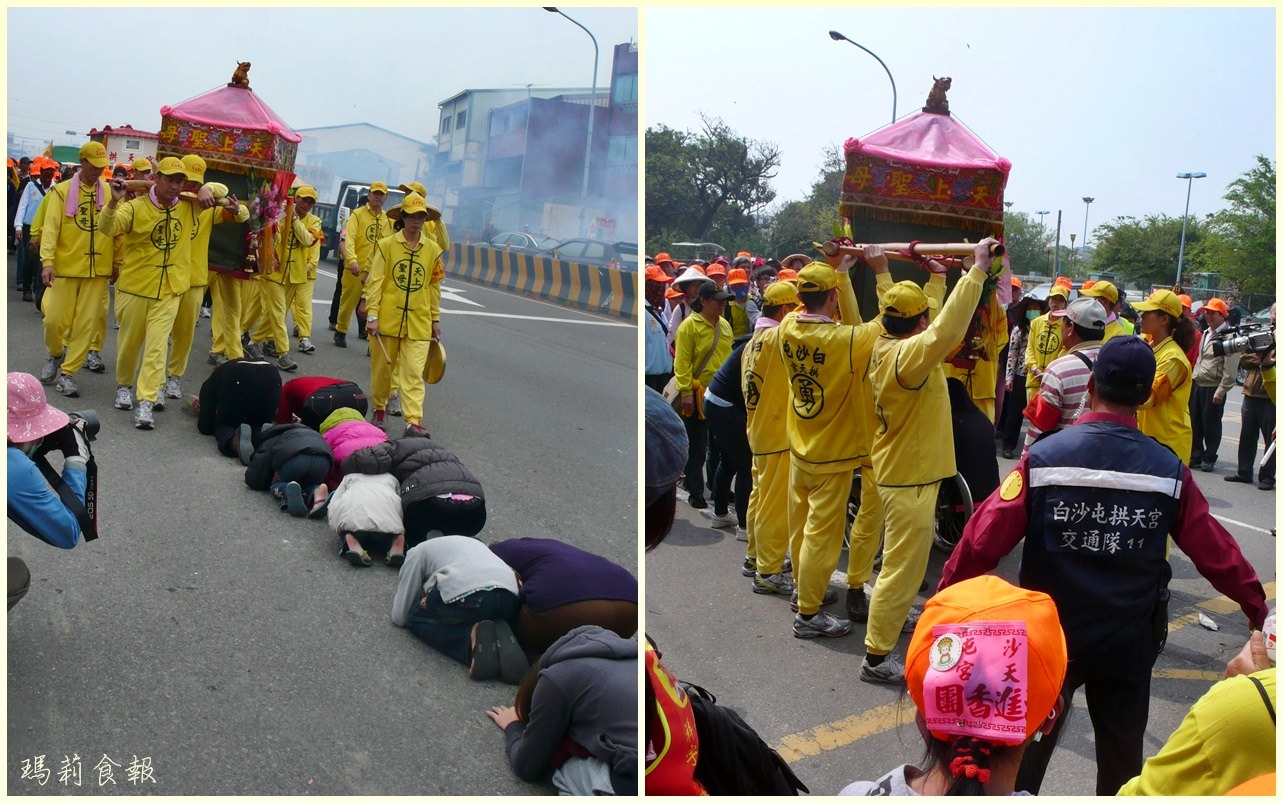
[
  {"left": 1214, "top": 515, "right": 1275, "bottom": 535},
  {"left": 314, "top": 270, "right": 481, "bottom": 307},
  {"left": 439, "top": 309, "right": 633, "bottom": 328}
]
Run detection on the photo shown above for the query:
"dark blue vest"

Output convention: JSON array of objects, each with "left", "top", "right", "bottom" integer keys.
[{"left": 1022, "top": 421, "right": 1183, "bottom": 658}]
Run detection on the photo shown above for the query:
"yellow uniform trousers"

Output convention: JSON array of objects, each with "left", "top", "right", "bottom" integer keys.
[
  {"left": 845, "top": 469, "right": 885, "bottom": 589},
  {"left": 43, "top": 276, "right": 109, "bottom": 376},
  {"left": 252, "top": 280, "right": 290, "bottom": 353},
  {"left": 90, "top": 283, "right": 111, "bottom": 352},
  {"left": 748, "top": 451, "right": 791, "bottom": 576},
  {"left": 370, "top": 335, "right": 428, "bottom": 425},
  {"left": 866, "top": 481, "right": 940, "bottom": 655},
  {"left": 167, "top": 284, "right": 205, "bottom": 380},
  {"left": 286, "top": 278, "right": 315, "bottom": 338},
  {"left": 116, "top": 291, "right": 181, "bottom": 403},
  {"left": 335, "top": 268, "right": 364, "bottom": 335},
  {"left": 208, "top": 272, "right": 244, "bottom": 359},
  {"left": 788, "top": 461, "right": 853, "bottom": 616},
  {"left": 241, "top": 277, "right": 263, "bottom": 340}
]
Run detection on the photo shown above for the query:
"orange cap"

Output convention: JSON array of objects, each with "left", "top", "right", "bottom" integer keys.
[
  {"left": 644, "top": 265, "right": 674, "bottom": 284},
  {"left": 1204, "top": 297, "right": 1229, "bottom": 315},
  {"left": 1081, "top": 279, "right": 1097, "bottom": 290},
  {"left": 1010, "top": 277, "right": 1022, "bottom": 289},
  {"left": 664, "top": 286, "right": 683, "bottom": 300},
  {"left": 1178, "top": 293, "right": 1193, "bottom": 310},
  {"left": 777, "top": 268, "right": 798, "bottom": 283},
  {"left": 654, "top": 252, "right": 673, "bottom": 265},
  {"left": 726, "top": 268, "right": 749, "bottom": 286},
  {"left": 705, "top": 263, "right": 727, "bottom": 277}
]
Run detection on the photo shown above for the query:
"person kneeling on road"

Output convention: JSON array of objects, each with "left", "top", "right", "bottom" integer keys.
[
  {"left": 8, "top": 372, "right": 97, "bottom": 609},
  {"left": 389, "top": 534, "right": 527, "bottom": 683},
  {"left": 244, "top": 422, "right": 334, "bottom": 518}
]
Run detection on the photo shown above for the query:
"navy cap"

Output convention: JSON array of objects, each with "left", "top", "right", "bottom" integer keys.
[
  {"left": 1093, "top": 335, "right": 1155, "bottom": 391},
  {"left": 645, "top": 387, "right": 688, "bottom": 506}
]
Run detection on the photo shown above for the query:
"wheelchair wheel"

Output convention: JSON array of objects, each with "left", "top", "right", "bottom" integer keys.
[{"left": 932, "top": 472, "right": 973, "bottom": 553}]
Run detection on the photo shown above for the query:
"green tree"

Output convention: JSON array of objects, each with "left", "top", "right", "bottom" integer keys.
[
  {"left": 645, "top": 116, "right": 781, "bottom": 251},
  {"left": 768, "top": 146, "right": 846, "bottom": 259},
  {"left": 1000, "top": 211, "right": 1055, "bottom": 278},
  {"left": 1090, "top": 214, "right": 1206, "bottom": 291},
  {"left": 1199, "top": 155, "right": 1276, "bottom": 295}
]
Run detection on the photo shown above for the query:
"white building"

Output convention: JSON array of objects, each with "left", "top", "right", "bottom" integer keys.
[{"left": 294, "top": 123, "right": 434, "bottom": 204}]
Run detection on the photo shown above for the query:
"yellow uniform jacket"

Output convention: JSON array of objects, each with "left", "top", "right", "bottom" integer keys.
[
  {"left": 1025, "top": 312, "right": 1064, "bottom": 390},
  {"left": 365, "top": 231, "right": 444, "bottom": 341},
  {"left": 343, "top": 205, "right": 395, "bottom": 271},
  {"left": 1137, "top": 335, "right": 1193, "bottom": 464},
  {"left": 870, "top": 266, "right": 987, "bottom": 488},
  {"left": 266, "top": 212, "right": 322, "bottom": 285},
  {"left": 39, "top": 177, "right": 117, "bottom": 278},
  {"left": 182, "top": 202, "right": 248, "bottom": 288},
  {"left": 101, "top": 194, "right": 197, "bottom": 299}
]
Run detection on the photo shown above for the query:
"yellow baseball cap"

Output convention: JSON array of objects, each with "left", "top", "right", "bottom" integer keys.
[
  {"left": 79, "top": 141, "right": 108, "bottom": 168},
  {"left": 180, "top": 154, "right": 206, "bottom": 183},
  {"left": 368, "top": 181, "right": 388, "bottom": 194},
  {"left": 155, "top": 156, "right": 186, "bottom": 177},
  {"left": 132, "top": 157, "right": 152, "bottom": 173},
  {"left": 1048, "top": 284, "right": 1070, "bottom": 300},
  {"left": 1132, "top": 289, "right": 1183, "bottom": 319},
  {"left": 398, "top": 181, "right": 427, "bottom": 196},
  {"left": 883, "top": 280, "right": 939, "bottom": 318},
  {"left": 796, "top": 264, "right": 838, "bottom": 293},
  {"left": 294, "top": 185, "right": 318, "bottom": 201},
  {"left": 1080, "top": 279, "right": 1118, "bottom": 304},
  {"left": 763, "top": 281, "right": 801, "bottom": 307}
]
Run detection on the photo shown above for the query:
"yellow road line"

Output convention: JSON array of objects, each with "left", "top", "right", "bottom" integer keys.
[{"left": 773, "top": 582, "right": 1275, "bottom": 762}]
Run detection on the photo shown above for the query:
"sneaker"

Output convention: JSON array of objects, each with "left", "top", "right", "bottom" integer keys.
[
  {"left": 404, "top": 423, "right": 430, "bottom": 438},
  {"left": 152, "top": 396, "right": 165, "bottom": 412},
  {"left": 243, "top": 341, "right": 263, "bottom": 361},
  {"left": 22, "top": 291, "right": 33, "bottom": 302},
  {"left": 133, "top": 400, "right": 155, "bottom": 430},
  {"left": 753, "top": 572, "right": 796, "bottom": 596},
  {"left": 200, "top": 305, "right": 211, "bottom": 318},
  {"left": 111, "top": 318, "right": 120, "bottom": 329},
  {"left": 83, "top": 351, "right": 106, "bottom": 373},
  {"left": 207, "top": 351, "right": 220, "bottom": 366},
  {"left": 687, "top": 493, "right": 708, "bottom": 510},
  {"left": 284, "top": 482, "right": 308, "bottom": 517},
  {"left": 39, "top": 355, "right": 61, "bottom": 384},
  {"left": 237, "top": 423, "right": 254, "bottom": 466},
  {"left": 114, "top": 384, "right": 134, "bottom": 410},
  {"left": 741, "top": 556, "right": 756, "bottom": 577},
  {"left": 163, "top": 376, "right": 182, "bottom": 399},
  {"left": 333, "top": 331, "right": 347, "bottom": 348},
  {"left": 297, "top": 337, "right": 316, "bottom": 354},
  {"left": 54, "top": 374, "right": 79, "bottom": 398},
  {"left": 675, "top": 487, "right": 690, "bottom": 503},
  {"left": 241, "top": 331, "right": 252, "bottom": 349},
  {"left": 212, "top": 353, "right": 229, "bottom": 366},
  {"left": 859, "top": 654, "right": 906, "bottom": 685},
  {"left": 846, "top": 587, "right": 870, "bottom": 623},
  {"left": 1225, "top": 474, "right": 1254, "bottom": 483},
  {"left": 276, "top": 354, "right": 299, "bottom": 373},
  {"left": 291, "top": 326, "right": 300, "bottom": 338},
  {"left": 1001, "top": 448, "right": 1014, "bottom": 459},
  {"left": 790, "top": 587, "right": 838, "bottom": 612},
  {"left": 372, "top": 410, "right": 387, "bottom": 430},
  {"left": 327, "top": 321, "right": 336, "bottom": 331},
  {"left": 734, "top": 527, "right": 748, "bottom": 542},
  {"left": 703, "top": 509, "right": 737, "bottom": 529},
  {"left": 900, "top": 606, "right": 921, "bottom": 634},
  {"left": 782, "top": 557, "right": 793, "bottom": 575},
  {"left": 792, "top": 610, "right": 852, "bottom": 639},
  {"left": 263, "top": 341, "right": 281, "bottom": 358},
  {"left": 387, "top": 392, "right": 403, "bottom": 417}
]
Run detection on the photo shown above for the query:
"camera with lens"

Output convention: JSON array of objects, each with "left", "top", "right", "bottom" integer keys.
[
  {"left": 68, "top": 410, "right": 99, "bottom": 442},
  {"left": 1211, "top": 323, "right": 1275, "bottom": 357}
]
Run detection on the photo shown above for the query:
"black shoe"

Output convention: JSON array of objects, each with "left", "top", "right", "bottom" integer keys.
[
  {"left": 21, "top": 291, "right": 32, "bottom": 302},
  {"left": 1224, "top": 474, "right": 1253, "bottom": 483},
  {"left": 688, "top": 493, "right": 708, "bottom": 510},
  {"left": 1259, "top": 480, "right": 1275, "bottom": 491},
  {"left": 1199, "top": 461, "right": 1215, "bottom": 472},
  {"left": 1001, "top": 448, "right": 1014, "bottom": 459},
  {"left": 846, "top": 587, "right": 870, "bottom": 622},
  {"left": 333, "top": 332, "right": 347, "bottom": 348},
  {"left": 357, "top": 330, "right": 369, "bottom": 340}
]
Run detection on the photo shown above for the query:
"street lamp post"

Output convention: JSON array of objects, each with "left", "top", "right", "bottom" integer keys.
[
  {"left": 1069, "top": 233, "right": 1077, "bottom": 270},
  {"left": 1175, "top": 171, "right": 1207, "bottom": 287},
  {"left": 544, "top": 7, "right": 599, "bottom": 238},
  {"left": 1081, "top": 196, "right": 1094, "bottom": 258},
  {"left": 1036, "top": 210, "right": 1050, "bottom": 273},
  {"left": 828, "top": 30, "right": 897, "bottom": 124}
]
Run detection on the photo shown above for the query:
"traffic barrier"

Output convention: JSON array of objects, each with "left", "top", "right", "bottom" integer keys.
[{"left": 448, "top": 243, "right": 637, "bottom": 320}]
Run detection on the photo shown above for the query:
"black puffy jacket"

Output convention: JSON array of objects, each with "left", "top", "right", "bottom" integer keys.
[{"left": 244, "top": 423, "right": 334, "bottom": 491}]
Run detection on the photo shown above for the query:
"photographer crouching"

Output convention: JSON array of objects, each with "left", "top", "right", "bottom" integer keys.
[
  {"left": 7, "top": 372, "right": 99, "bottom": 610},
  {"left": 1218, "top": 303, "right": 1276, "bottom": 490}
]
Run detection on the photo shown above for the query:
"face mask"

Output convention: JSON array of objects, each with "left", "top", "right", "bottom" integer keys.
[{"left": 1026, "top": 309, "right": 1040, "bottom": 321}]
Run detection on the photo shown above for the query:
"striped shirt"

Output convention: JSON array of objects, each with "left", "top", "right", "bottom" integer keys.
[{"left": 1023, "top": 342, "right": 1103, "bottom": 451}]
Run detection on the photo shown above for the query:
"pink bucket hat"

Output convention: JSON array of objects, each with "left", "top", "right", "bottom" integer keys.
[{"left": 8, "top": 372, "right": 69, "bottom": 443}]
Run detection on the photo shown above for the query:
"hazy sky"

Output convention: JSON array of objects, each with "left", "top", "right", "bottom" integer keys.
[
  {"left": 8, "top": 7, "right": 636, "bottom": 148},
  {"left": 645, "top": 7, "right": 1275, "bottom": 240}
]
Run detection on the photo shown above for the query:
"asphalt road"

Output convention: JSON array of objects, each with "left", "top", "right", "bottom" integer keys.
[
  {"left": 7, "top": 254, "right": 637, "bottom": 795},
  {"left": 646, "top": 389, "right": 1276, "bottom": 796}
]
